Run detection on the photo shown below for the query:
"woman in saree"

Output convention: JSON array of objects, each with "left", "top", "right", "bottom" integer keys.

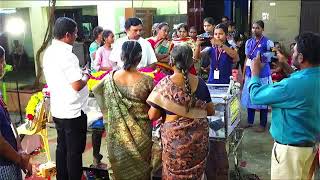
[
  {"left": 147, "top": 44, "right": 214, "bottom": 179},
  {"left": 148, "top": 22, "right": 172, "bottom": 63},
  {"left": 172, "top": 23, "right": 198, "bottom": 75},
  {"left": 93, "top": 41, "right": 154, "bottom": 180},
  {"left": 147, "top": 22, "right": 174, "bottom": 74}
]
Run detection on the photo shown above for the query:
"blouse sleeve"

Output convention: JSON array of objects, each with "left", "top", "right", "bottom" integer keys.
[{"left": 195, "top": 78, "right": 212, "bottom": 103}]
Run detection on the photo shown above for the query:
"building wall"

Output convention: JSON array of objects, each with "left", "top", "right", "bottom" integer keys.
[
  {"left": 5, "top": 8, "right": 34, "bottom": 60},
  {"left": 252, "top": 0, "right": 301, "bottom": 51},
  {"left": 1, "top": 0, "right": 188, "bottom": 75}
]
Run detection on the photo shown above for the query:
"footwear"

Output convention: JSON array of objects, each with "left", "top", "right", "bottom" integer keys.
[
  {"left": 242, "top": 124, "right": 253, "bottom": 129},
  {"left": 254, "top": 126, "right": 266, "bottom": 133}
]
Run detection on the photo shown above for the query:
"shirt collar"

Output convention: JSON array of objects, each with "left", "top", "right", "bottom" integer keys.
[
  {"left": 125, "top": 36, "right": 142, "bottom": 42},
  {"left": 52, "top": 39, "right": 73, "bottom": 52},
  {"left": 291, "top": 66, "right": 320, "bottom": 77}
]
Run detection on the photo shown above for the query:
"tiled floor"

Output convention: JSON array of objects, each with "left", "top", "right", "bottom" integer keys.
[{"left": 12, "top": 109, "right": 320, "bottom": 180}]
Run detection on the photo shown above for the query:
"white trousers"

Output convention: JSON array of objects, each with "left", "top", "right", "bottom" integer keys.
[{"left": 271, "top": 142, "right": 317, "bottom": 180}]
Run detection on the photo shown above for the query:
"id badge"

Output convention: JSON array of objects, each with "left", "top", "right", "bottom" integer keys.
[
  {"left": 214, "top": 70, "right": 220, "bottom": 79},
  {"left": 246, "top": 58, "right": 252, "bottom": 66}
]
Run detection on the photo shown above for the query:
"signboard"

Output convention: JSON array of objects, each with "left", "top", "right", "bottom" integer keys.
[{"left": 230, "top": 97, "right": 240, "bottom": 124}]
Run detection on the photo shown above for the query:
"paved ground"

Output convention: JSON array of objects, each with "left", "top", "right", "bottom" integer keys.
[{"left": 11, "top": 109, "right": 319, "bottom": 180}]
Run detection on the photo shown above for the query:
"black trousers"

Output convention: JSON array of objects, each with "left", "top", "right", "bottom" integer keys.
[
  {"left": 92, "top": 129, "right": 104, "bottom": 163},
  {"left": 53, "top": 111, "right": 87, "bottom": 180}
]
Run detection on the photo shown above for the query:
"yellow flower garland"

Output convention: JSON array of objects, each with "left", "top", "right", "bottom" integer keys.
[
  {"left": 87, "top": 71, "right": 108, "bottom": 91},
  {"left": 25, "top": 92, "right": 44, "bottom": 120},
  {"left": 87, "top": 71, "right": 156, "bottom": 91}
]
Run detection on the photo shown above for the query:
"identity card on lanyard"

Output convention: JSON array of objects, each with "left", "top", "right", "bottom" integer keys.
[
  {"left": 214, "top": 47, "right": 223, "bottom": 80},
  {"left": 246, "top": 36, "right": 264, "bottom": 66}
]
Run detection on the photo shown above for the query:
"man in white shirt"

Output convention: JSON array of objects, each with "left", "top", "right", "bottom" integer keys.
[
  {"left": 109, "top": 17, "right": 157, "bottom": 69},
  {"left": 43, "top": 17, "right": 89, "bottom": 180}
]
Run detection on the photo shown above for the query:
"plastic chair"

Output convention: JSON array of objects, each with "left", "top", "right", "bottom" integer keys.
[{"left": 17, "top": 97, "right": 52, "bottom": 162}]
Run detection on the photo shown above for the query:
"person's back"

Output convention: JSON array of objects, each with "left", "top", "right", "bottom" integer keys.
[
  {"left": 147, "top": 44, "right": 214, "bottom": 179},
  {"left": 44, "top": 40, "right": 89, "bottom": 118},
  {"left": 43, "top": 17, "right": 89, "bottom": 180},
  {"left": 93, "top": 41, "right": 153, "bottom": 180},
  {"left": 113, "top": 70, "right": 153, "bottom": 101},
  {"left": 249, "top": 32, "right": 320, "bottom": 180},
  {"left": 270, "top": 67, "right": 320, "bottom": 144}
]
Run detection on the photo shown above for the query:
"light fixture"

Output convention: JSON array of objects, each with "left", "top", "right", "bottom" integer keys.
[
  {"left": 0, "top": 8, "right": 16, "bottom": 14},
  {"left": 269, "top": 2, "right": 276, "bottom": 6},
  {"left": 5, "top": 17, "right": 25, "bottom": 36}
]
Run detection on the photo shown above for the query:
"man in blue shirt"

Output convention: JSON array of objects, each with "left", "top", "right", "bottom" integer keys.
[
  {"left": 249, "top": 32, "right": 320, "bottom": 179},
  {"left": 0, "top": 46, "right": 32, "bottom": 179}
]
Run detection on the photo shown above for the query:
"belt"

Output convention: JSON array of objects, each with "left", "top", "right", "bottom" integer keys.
[{"left": 276, "top": 140, "right": 315, "bottom": 147}]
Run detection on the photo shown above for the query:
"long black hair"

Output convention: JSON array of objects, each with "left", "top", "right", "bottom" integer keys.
[
  {"left": 121, "top": 41, "right": 142, "bottom": 70},
  {"left": 170, "top": 44, "right": 194, "bottom": 112}
]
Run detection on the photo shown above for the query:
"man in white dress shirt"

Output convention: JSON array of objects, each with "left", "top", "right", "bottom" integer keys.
[
  {"left": 43, "top": 17, "right": 89, "bottom": 180},
  {"left": 109, "top": 17, "right": 157, "bottom": 69}
]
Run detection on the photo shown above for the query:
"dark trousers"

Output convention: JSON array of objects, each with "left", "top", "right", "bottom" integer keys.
[
  {"left": 53, "top": 111, "right": 87, "bottom": 180},
  {"left": 205, "top": 141, "right": 229, "bottom": 180},
  {"left": 92, "top": 129, "right": 103, "bottom": 163},
  {"left": 247, "top": 108, "right": 268, "bottom": 127}
]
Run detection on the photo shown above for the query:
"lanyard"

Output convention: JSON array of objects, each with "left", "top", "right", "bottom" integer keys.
[
  {"left": 249, "top": 36, "right": 264, "bottom": 57},
  {"left": 215, "top": 47, "right": 223, "bottom": 70}
]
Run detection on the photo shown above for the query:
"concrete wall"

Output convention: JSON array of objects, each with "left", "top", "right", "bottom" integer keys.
[
  {"left": 97, "top": 1, "right": 187, "bottom": 34},
  {"left": 252, "top": 0, "right": 301, "bottom": 51}
]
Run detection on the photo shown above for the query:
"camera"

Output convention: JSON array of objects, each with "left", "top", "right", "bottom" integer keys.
[{"left": 197, "top": 32, "right": 213, "bottom": 40}]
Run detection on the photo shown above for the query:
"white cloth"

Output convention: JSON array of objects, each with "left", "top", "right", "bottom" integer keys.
[
  {"left": 86, "top": 97, "right": 103, "bottom": 127},
  {"left": 246, "top": 58, "right": 252, "bottom": 66},
  {"left": 43, "top": 39, "right": 89, "bottom": 119},
  {"left": 109, "top": 36, "right": 157, "bottom": 69}
]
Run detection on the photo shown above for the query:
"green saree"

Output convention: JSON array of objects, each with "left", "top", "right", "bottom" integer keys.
[{"left": 93, "top": 71, "right": 154, "bottom": 180}]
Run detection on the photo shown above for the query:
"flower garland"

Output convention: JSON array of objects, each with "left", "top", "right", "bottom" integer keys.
[
  {"left": 87, "top": 68, "right": 167, "bottom": 91},
  {"left": 24, "top": 67, "right": 167, "bottom": 121},
  {"left": 25, "top": 92, "right": 44, "bottom": 121},
  {"left": 87, "top": 70, "right": 112, "bottom": 91}
]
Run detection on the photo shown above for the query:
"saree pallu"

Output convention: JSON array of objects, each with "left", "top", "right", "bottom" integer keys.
[
  {"left": 148, "top": 38, "right": 173, "bottom": 55},
  {"left": 147, "top": 76, "right": 209, "bottom": 180},
  {"left": 93, "top": 72, "right": 153, "bottom": 180},
  {"left": 148, "top": 38, "right": 174, "bottom": 75}
]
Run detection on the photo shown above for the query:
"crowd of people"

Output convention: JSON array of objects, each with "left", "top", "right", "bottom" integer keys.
[{"left": 0, "top": 14, "right": 319, "bottom": 180}]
